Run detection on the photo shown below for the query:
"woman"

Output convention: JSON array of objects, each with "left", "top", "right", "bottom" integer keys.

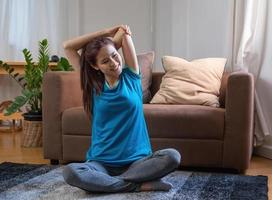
[{"left": 62, "top": 25, "right": 181, "bottom": 193}]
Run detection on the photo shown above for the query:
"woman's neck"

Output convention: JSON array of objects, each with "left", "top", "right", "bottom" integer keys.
[{"left": 105, "top": 76, "right": 120, "bottom": 88}]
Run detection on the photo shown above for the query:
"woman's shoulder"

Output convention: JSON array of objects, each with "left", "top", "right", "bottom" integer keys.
[{"left": 122, "top": 64, "right": 141, "bottom": 79}]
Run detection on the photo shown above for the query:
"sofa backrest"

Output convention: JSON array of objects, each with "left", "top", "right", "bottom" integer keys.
[{"left": 149, "top": 71, "right": 230, "bottom": 108}]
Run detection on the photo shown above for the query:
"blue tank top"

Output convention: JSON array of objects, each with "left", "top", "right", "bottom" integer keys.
[{"left": 86, "top": 66, "right": 152, "bottom": 166}]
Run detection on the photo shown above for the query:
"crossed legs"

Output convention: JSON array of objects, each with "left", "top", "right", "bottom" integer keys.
[{"left": 63, "top": 148, "right": 181, "bottom": 193}]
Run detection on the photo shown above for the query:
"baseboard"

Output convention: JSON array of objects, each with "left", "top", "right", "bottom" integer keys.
[{"left": 254, "top": 145, "right": 272, "bottom": 160}]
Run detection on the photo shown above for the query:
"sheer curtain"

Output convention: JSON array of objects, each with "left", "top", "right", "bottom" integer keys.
[
  {"left": 231, "top": 0, "right": 272, "bottom": 146},
  {"left": 152, "top": 0, "right": 232, "bottom": 71},
  {"left": 0, "top": 0, "right": 81, "bottom": 105},
  {"left": 0, "top": 0, "right": 81, "bottom": 61}
]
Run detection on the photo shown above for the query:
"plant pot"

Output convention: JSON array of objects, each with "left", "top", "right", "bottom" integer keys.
[
  {"left": 23, "top": 111, "right": 42, "bottom": 121},
  {"left": 21, "top": 112, "right": 42, "bottom": 147}
]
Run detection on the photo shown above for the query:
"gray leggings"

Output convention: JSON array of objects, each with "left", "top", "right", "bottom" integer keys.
[{"left": 63, "top": 148, "right": 181, "bottom": 193}]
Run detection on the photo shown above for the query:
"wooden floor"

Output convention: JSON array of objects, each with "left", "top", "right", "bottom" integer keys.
[
  {"left": 0, "top": 131, "right": 271, "bottom": 199},
  {"left": 0, "top": 131, "right": 49, "bottom": 164}
]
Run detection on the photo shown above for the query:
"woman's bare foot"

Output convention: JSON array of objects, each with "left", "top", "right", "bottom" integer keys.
[{"left": 140, "top": 179, "right": 172, "bottom": 191}]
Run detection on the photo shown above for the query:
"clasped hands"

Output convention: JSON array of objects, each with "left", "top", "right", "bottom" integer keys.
[{"left": 107, "top": 25, "right": 132, "bottom": 38}]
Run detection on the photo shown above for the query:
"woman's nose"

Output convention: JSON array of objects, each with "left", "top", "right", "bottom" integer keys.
[{"left": 109, "top": 57, "right": 118, "bottom": 66}]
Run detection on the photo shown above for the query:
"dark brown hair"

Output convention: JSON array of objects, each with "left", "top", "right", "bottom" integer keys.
[{"left": 80, "top": 37, "right": 115, "bottom": 116}]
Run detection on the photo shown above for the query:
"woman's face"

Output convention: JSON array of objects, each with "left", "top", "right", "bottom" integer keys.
[{"left": 93, "top": 44, "right": 122, "bottom": 79}]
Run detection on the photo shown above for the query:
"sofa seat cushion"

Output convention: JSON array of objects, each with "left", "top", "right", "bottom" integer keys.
[
  {"left": 144, "top": 104, "right": 225, "bottom": 139},
  {"left": 62, "top": 107, "right": 91, "bottom": 136}
]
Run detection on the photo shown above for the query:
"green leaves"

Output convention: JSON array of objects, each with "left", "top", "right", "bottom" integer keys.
[
  {"left": 3, "top": 89, "right": 40, "bottom": 115},
  {"left": 38, "top": 39, "right": 49, "bottom": 73},
  {"left": 4, "top": 93, "right": 29, "bottom": 115},
  {"left": 23, "top": 48, "right": 34, "bottom": 67},
  {"left": 8, "top": 68, "right": 14, "bottom": 73},
  {"left": 53, "top": 57, "right": 74, "bottom": 71},
  {"left": 22, "top": 39, "right": 49, "bottom": 111},
  {"left": 22, "top": 89, "right": 32, "bottom": 98},
  {"left": 0, "top": 62, "right": 11, "bottom": 71},
  {"left": 23, "top": 48, "right": 35, "bottom": 89},
  {"left": 0, "top": 61, "right": 26, "bottom": 89},
  {"left": 1, "top": 38, "right": 73, "bottom": 116}
]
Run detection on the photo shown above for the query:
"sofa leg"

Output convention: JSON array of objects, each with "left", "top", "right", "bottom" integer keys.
[{"left": 50, "top": 159, "right": 59, "bottom": 165}]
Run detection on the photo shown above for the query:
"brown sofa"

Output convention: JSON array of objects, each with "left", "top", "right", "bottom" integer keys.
[{"left": 42, "top": 70, "right": 254, "bottom": 172}]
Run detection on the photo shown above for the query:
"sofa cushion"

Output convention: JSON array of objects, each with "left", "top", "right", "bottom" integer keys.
[
  {"left": 137, "top": 51, "right": 154, "bottom": 103},
  {"left": 150, "top": 56, "right": 226, "bottom": 107},
  {"left": 62, "top": 107, "right": 91, "bottom": 136},
  {"left": 144, "top": 104, "right": 225, "bottom": 139}
]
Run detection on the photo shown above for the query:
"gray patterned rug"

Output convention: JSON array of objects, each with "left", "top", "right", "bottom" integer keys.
[{"left": 0, "top": 162, "right": 268, "bottom": 200}]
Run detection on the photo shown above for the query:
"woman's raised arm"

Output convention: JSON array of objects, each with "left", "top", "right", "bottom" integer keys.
[
  {"left": 63, "top": 26, "right": 122, "bottom": 70},
  {"left": 119, "top": 26, "right": 139, "bottom": 74}
]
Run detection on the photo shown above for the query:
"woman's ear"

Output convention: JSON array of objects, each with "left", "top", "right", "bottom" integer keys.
[{"left": 91, "top": 64, "right": 99, "bottom": 71}]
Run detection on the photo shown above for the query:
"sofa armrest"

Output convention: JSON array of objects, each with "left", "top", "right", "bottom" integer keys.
[
  {"left": 42, "top": 71, "right": 82, "bottom": 161},
  {"left": 223, "top": 71, "right": 254, "bottom": 171}
]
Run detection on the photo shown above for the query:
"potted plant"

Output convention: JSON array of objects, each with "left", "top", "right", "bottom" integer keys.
[{"left": 0, "top": 39, "right": 73, "bottom": 147}]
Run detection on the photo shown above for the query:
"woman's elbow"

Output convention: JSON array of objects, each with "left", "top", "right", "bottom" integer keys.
[{"left": 63, "top": 41, "right": 69, "bottom": 50}]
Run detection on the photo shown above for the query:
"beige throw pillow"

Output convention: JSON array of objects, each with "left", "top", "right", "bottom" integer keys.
[{"left": 150, "top": 56, "right": 226, "bottom": 107}]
